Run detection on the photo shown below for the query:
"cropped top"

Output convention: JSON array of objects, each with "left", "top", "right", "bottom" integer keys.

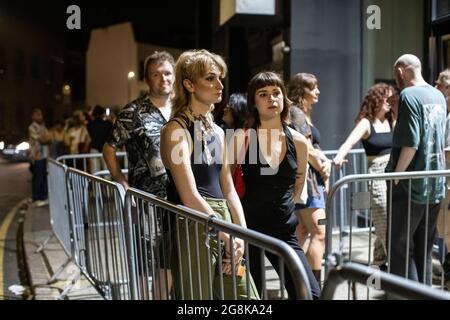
[{"left": 361, "top": 123, "right": 392, "bottom": 156}]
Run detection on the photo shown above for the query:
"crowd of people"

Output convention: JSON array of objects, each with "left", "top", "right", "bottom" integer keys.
[
  {"left": 28, "top": 48, "right": 450, "bottom": 299},
  {"left": 27, "top": 104, "right": 114, "bottom": 206}
]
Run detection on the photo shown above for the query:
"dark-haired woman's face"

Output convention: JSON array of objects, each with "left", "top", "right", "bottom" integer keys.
[
  {"left": 303, "top": 85, "right": 320, "bottom": 106},
  {"left": 254, "top": 85, "right": 284, "bottom": 121},
  {"left": 222, "top": 105, "right": 234, "bottom": 127}
]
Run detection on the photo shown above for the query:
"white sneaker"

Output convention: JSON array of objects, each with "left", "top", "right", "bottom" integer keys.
[{"left": 33, "top": 200, "right": 49, "bottom": 207}]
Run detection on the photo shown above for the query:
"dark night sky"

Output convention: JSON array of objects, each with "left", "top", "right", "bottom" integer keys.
[{"left": 2, "top": 0, "right": 210, "bottom": 51}]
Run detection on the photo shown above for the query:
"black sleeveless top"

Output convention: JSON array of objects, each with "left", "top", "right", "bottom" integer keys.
[
  {"left": 166, "top": 114, "right": 224, "bottom": 204},
  {"left": 242, "top": 125, "right": 298, "bottom": 234},
  {"left": 361, "top": 123, "right": 392, "bottom": 156}
]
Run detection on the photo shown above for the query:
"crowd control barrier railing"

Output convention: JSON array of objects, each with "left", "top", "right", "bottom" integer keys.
[
  {"left": 41, "top": 159, "right": 79, "bottom": 299},
  {"left": 321, "top": 253, "right": 450, "bottom": 300},
  {"left": 46, "top": 153, "right": 313, "bottom": 300},
  {"left": 322, "top": 149, "right": 369, "bottom": 230},
  {"left": 66, "top": 167, "right": 129, "bottom": 299},
  {"left": 56, "top": 151, "right": 128, "bottom": 174},
  {"left": 324, "top": 170, "right": 450, "bottom": 299},
  {"left": 124, "top": 188, "right": 313, "bottom": 300}
]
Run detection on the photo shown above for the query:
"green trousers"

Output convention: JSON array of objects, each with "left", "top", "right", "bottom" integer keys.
[{"left": 172, "top": 198, "right": 260, "bottom": 300}]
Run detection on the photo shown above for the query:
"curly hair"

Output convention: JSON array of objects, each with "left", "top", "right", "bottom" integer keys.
[
  {"left": 247, "top": 71, "right": 291, "bottom": 128},
  {"left": 287, "top": 73, "right": 318, "bottom": 112},
  {"left": 171, "top": 49, "right": 227, "bottom": 119},
  {"left": 355, "top": 83, "right": 396, "bottom": 125}
]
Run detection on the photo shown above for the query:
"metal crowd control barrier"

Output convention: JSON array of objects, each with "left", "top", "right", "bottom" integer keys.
[
  {"left": 41, "top": 158, "right": 79, "bottom": 299},
  {"left": 324, "top": 170, "right": 450, "bottom": 299},
  {"left": 66, "top": 167, "right": 129, "bottom": 299},
  {"left": 56, "top": 151, "right": 128, "bottom": 174},
  {"left": 124, "top": 188, "right": 313, "bottom": 300},
  {"left": 323, "top": 149, "right": 368, "bottom": 230},
  {"left": 321, "top": 254, "right": 450, "bottom": 300},
  {"left": 93, "top": 169, "right": 129, "bottom": 180}
]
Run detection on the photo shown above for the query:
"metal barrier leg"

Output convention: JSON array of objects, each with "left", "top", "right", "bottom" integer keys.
[
  {"left": 47, "top": 258, "right": 71, "bottom": 284},
  {"left": 57, "top": 270, "right": 82, "bottom": 300},
  {"left": 35, "top": 233, "right": 54, "bottom": 253}
]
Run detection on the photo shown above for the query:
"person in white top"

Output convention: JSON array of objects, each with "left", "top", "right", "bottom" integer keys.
[{"left": 28, "top": 108, "right": 51, "bottom": 206}]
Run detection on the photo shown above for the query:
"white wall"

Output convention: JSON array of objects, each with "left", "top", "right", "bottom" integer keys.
[
  {"left": 362, "top": 0, "right": 424, "bottom": 93},
  {"left": 86, "top": 22, "right": 138, "bottom": 108}
]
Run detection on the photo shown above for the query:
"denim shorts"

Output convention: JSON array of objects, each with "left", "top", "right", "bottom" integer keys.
[{"left": 295, "top": 184, "right": 325, "bottom": 210}]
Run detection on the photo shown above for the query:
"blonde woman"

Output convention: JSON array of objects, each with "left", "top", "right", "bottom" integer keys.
[{"left": 160, "top": 49, "right": 259, "bottom": 300}]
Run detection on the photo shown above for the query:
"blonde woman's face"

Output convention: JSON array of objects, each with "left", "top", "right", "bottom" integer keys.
[{"left": 191, "top": 64, "right": 224, "bottom": 105}]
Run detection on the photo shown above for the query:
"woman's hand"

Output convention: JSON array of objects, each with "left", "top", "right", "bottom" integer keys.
[
  {"left": 320, "top": 158, "right": 332, "bottom": 180},
  {"left": 220, "top": 232, "right": 245, "bottom": 275},
  {"left": 332, "top": 156, "right": 348, "bottom": 170}
]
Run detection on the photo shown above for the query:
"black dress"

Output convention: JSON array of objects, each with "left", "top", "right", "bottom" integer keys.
[{"left": 242, "top": 125, "right": 321, "bottom": 299}]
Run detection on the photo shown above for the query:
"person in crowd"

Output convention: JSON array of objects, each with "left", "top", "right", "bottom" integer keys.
[
  {"left": 65, "top": 110, "right": 91, "bottom": 169},
  {"left": 28, "top": 108, "right": 51, "bottom": 206},
  {"left": 160, "top": 49, "right": 259, "bottom": 300},
  {"left": 50, "top": 120, "right": 68, "bottom": 159},
  {"left": 234, "top": 71, "right": 320, "bottom": 299},
  {"left": 65, "top": 110, "right": 91, "bottom": 155},
  {"left": 87, "top": 105, "right": 113, "bottom": 173},
  {"left": 286, "top": 73, "right": 331, "bottom": 287},
  {"left": 220, "top": 93, "right": 249, "bottom": 131},
  {"left": 387, "top": 54, "right": 446, "bottom": 285},
  {"left": 332, "top": 83, "right": 397, "bottom": 270},
  {"left": 435, "top": 68, "right": 450, "bottom": 286},
  {"left": 103, "top": 51, "right": 176, "bottom": 299}
]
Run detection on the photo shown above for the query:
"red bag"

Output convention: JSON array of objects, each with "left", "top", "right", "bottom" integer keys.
[
  {"left": 233, "top": 165, "right": 246, "bottom": 199},
  {"left": 232, "top": 131, "right": 249, "bottom": 199}
]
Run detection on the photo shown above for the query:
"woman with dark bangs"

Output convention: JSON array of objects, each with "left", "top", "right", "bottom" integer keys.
[
  {"left": 333, "top": 83, "right": 397, "bottom": 270},
  {"left": 235, "top": 71, "right": 321, "bottom": 299}
]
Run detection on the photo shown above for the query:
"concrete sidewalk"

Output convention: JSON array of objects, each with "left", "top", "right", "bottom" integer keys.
[{"left": 23, "top": 201, "right": 102, "bottom": 300}]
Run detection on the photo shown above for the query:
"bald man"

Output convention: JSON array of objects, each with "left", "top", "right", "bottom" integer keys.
[{"left": 386, "top": 54, "right": 447, "bottom": 285}]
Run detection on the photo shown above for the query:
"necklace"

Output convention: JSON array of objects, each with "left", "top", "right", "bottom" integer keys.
[{"left": 187, "top": 106, "right": 215, "bottom": 165}]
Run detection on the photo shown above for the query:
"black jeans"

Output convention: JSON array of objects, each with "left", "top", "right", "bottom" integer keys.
[
  {"left": 32, "top": 158, "right": 48, "bottom": 201},
  {"left": 248, "top": 230, "right": 321, "bottom": 300},
  {"left": 387, "top": 183, "right": 440, "bottom": 284}
]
